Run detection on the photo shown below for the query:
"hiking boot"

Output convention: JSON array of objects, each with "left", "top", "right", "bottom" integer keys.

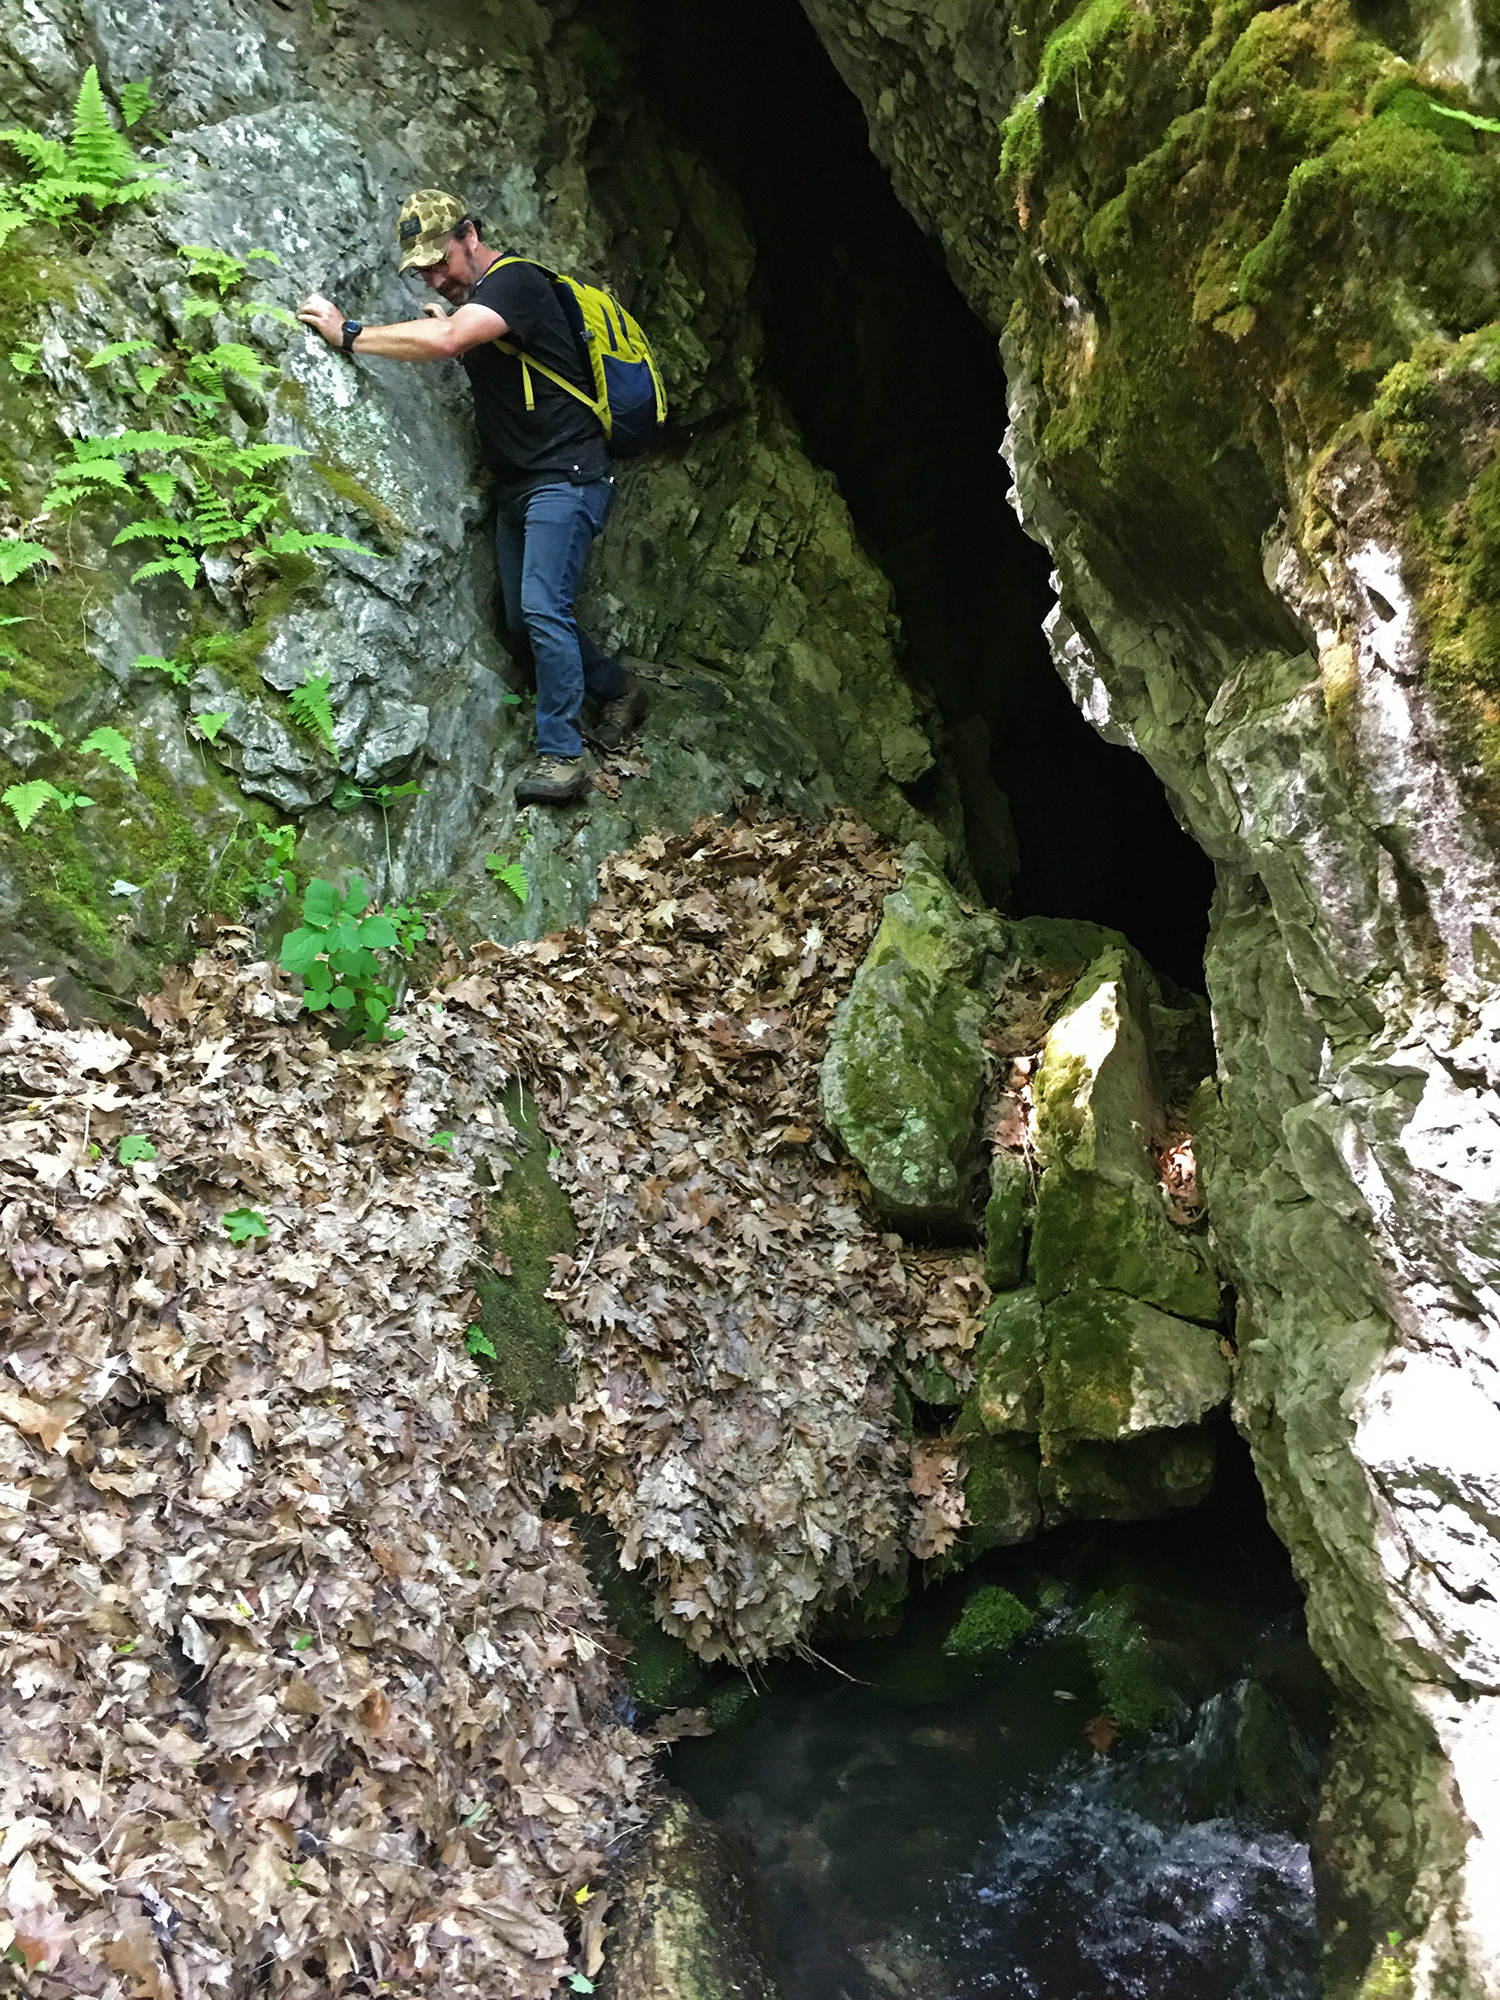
[
  {"left": 583, "top": 678, "right": 649, "bottom": 753},
  {"left": 515, "top": 755, "right": 588, "bottom": 805}
]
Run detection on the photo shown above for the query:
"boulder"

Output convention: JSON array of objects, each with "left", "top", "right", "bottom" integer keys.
[
  {"left": 1030, "top": 1165, "right": 1220, "bottom": 1322},
  {"left": 1040, "top": 1429, "right": 1220, "bottom": 1526},
  {"left": 821, "top": 849, "right": 990, "bottom": 1230},
  {"left": 600, "top": 1792, "right": 781, "bottom": 2000},
  {"left": 983, "top": 1149, "right": 1030, "bottom": 1288},
  {"left": 1029, "top": 949, "right": 1219, "bottom": 1319},
  {"left": 970, "top": 1286, "right": 1045, "bottom": 1432},
  {"left": 1041, "top": 1288, "right": 1231, "bottom": 1442}
]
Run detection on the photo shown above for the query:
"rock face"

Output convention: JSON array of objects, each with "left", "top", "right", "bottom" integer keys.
[
  {"left": 0, "top": 0, "right": 945, "bottom": 1010},
  {"left": 597, "top": 1793, "right": 781, "bottom": 2000},
  {"left": 799, "top": 0, "right": 1500, "bottom": 1989},
  {"left": 820, "top": 848, "right": 991, "bottom": 1231},
  {"left": 825, "top": 849, "right": 1226, "bottom": 1539}
]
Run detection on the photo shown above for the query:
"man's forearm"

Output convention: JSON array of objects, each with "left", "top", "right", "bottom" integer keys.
[{"left": 348, "top": 316, "right": 461, "bottom": 361}]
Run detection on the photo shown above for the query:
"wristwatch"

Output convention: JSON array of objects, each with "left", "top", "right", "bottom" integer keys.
[{"left": 340, "top": 319, "right": 362, "bottom": 354}]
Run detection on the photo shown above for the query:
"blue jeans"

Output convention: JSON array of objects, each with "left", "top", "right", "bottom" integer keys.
[{"left": 494, "top": 477, "right": 624, "bottom": 760}]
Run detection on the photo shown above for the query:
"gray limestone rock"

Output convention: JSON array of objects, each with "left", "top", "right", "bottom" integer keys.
[{"left": 821, "top": 847, "right": 993, "bottom": 1230}]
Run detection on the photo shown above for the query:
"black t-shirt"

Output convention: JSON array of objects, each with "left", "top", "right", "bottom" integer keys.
[{"left": 460, "top": 258, "right": 609, "bottom": 495}]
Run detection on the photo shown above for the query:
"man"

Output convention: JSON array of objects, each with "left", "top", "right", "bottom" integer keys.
[{"left": 297, "top": 190, "right": 646, "bottom": 806}]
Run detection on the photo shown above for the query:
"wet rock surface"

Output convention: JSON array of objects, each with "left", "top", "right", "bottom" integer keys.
[{"left": 799, "top": 0, "right": 1500, "bottom": 1988}]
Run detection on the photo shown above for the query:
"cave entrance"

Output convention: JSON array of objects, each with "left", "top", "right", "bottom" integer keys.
[{"left": 595, "top": 0, "right": 1216, "bottom": 991}]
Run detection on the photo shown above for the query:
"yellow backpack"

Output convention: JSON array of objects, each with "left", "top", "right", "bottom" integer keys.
[{"left": 488, "top": 256, "right": 666, "bottom": 458}]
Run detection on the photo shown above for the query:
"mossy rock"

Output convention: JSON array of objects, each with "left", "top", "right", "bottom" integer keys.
[
  {"left": 1031, "top": 1164, "right": 1221, "bottom": 1321},
  {"left": 1040, "top": 1424, "right": 1219, "bottom": 1525},
  {"left": 969, "top": 1285, "right": 1045, "bottom": 1433},
  {"left": 1031, "top": 947, "right": 1162, "bottom": 1179},
  {"left": 942, "top": 1583, "right": 1036, "bottom": 1662},
  {"left": 599, "top": 1791, "right": 781, "bottom": 2000},
  {"left": 983, "top": 1150, "right": 1030, "bottom": 1289},
  {"left": 469, "top": 1081, "right": 576, "bottom": 1417},
  {"left": 574, "top": 1518, "right": 708, "bottom": 1714},
  {"left": 951, "top": 1429, "right": 1042, "bottom": 1560},
  {"left": 1080, "top": 1586, "right": 1178, "bottom": 1733},
  {"left": 1041, "top": 1287, "right": 1231, "bottom": 1441},
  {"left": 821, "top": 849, "right": 990, "bottom": 1231}
]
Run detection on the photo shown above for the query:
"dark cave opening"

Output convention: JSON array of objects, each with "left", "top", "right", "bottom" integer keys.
[{"left": 596, "top": 0, "right": 1217, "bottom": 991}]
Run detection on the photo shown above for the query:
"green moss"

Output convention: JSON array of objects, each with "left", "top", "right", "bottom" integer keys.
[
  {"left": 1002, "top": 0, "right": 1133, "bottom": 183},
  {"left": 573, "top": 1518, "right": 706, "bottom": 1712},
  {"left": 942, "top": 1584, "right": 1036, "bottom": 1661},
  {"left": 1082, "top": 1588, "right": 1176, "bottom": 1729},
  {"left": 468, "top": 1082, "right": 577, "bottom": 1416},
  {"left": 1003, "top": 0, "right": 1500, "bottom": 650},
  {"left": 705, "top": 1678, "right": 761, "bottom": 1730},
  {"left": 310, "top": 457, "right": 409, "bottom": 553}
]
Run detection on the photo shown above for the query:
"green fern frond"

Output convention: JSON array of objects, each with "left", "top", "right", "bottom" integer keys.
[
  {"left": 192, "top": 490, "right": 240, "bottom": 547},
  {"left": 69, "top": 66, "right": 136, "bottom": 188},
  {"left": 266, "top": 529, "right": 378, "bottom": 558},
  {"left": 178, "top": 244, "right": 249, "bottom": 295},
  {"left": 133, "top": 653, "right": 190, "bottom": 685},
  {"left": 138, "top": 470, "right": 178, "bottom": 509},
  {"left": 130, "top": 553, "right": 199, "bottom": 589},
  {"left": 79, "top": 725, "right": 137, "bottom": 780},
  {"left": 86, "top": 339, "right": 155, "bottom": 369},
  {"left": 112, "top": 516, "right": 193, "bottom": 548},
  {"left": 3, "top": 780, "right": 61, "bottom": 831},
  {"left": 18, "top": 717, "right": 62, "bottom": 746},
  {"left": 289, "top": 671, "right": 338, "bottom": 756},
  {"left": 0, "top": 128, "right": 67, "bottom": 176},
  {"left": 118, "top": 79, "right": 155, "bottom": 129},
  {"left": 0, "top": 542, "right": 53, "bottom": 585}
]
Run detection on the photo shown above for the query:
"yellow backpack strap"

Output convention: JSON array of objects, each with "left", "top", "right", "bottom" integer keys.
[{"left": 482, "top": 258, "right": 613, "bottom": 435}]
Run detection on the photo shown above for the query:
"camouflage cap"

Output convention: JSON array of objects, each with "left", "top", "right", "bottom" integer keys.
[{"left": 396, "top": 188, "right": 467, "bottom": 272}]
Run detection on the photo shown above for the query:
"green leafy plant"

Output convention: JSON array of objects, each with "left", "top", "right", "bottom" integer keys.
[
  {"left": 331, "top": 775, "right": 426, "bottom": 874},
  {"left": 8, "top": 341, "right": 41, "bottom": 376},
  {"left": 78, "top": 725, "right": 136, "bottom": 780},
  {"left": 192, "top": 710, "right": 229, "bottom": 743},
  {"left": 485, "top": 851, "right": 529, "bottom": 904},
  {"left": 3, "top": 779, "right": 85, "bottom": 829},
  {"left": 0, "top": 66, "right": 176, "bottom": 250},
  {"left": 118, "top": 78, "right": 158, "bottom": 131},
  {"left": 118, "top": 1134, "right": 157, "bottom": 1163},
  {"left": 248, "top": 822, "right": 297, "bottom": 899},
  {"left": 278, "top": 875, "right": 403, "bottom": 1042},
  {"left": 19, "top": 718, "right": 61, "bottom": 746},
  {"left": 0, "top": 542, "right": 53, "bottom": 585},
  {"left": 464, "top": 1325, "right": 497, "bottom": 1360},
  {"left": 223, "top": 1206, "right": 269, "bottom": 1244},
  {"left": 179, "top": 243, "right": 280, "bottom": 296},
  {"left": 431, "top": 1130, "right": 455, "bottom": 1152},
  {"left": 288, "top": 670, "right": 337, "bottom": 755},
  {"left": 134, "top": 652, "right": 190, "bottom": 685},
  {"left": 385, "top": 900, "right": 433, "bottom": 955}
]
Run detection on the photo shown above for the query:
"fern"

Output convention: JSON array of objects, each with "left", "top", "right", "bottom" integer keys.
[
  {"left": 79, "top": 725, "right": 137, "bottom": 780},
  {"left": 0, "top": 541, "right": 53, "bottom": 585},
  {"left": 133, "top": 653, "right": 190, "bottom": 685},
  {"left": 266, "top": 528, "right": 377, "bottom": 558},
  {"left": 289, "top": 671, "right": 337, "bottom": 755},
  {"left": 18, "top": 718, "right": 61, "bottom": 746},
  {"left": 192, "top": 488, "right": 239, "bottom": 547},
  {"left": 178, "top": 244, "right": 249, "bottom": 295},
  {"left": 4, "top": 780, "right": 60, "bottom": 830},
  {"left": 118, "top": 79, "right": 156, "bottom": 129},
  {"left": 131, "top": 553, "right": 199, "bottom": 589},
  {"left": 193, "top": 711, "right": 229, "bottom": 742},
  {"left": 86, "top": 339, "right": 155, "bottom": 370},
  {"left": 69, "top": 66, "right": 138, "bottom": 188}
]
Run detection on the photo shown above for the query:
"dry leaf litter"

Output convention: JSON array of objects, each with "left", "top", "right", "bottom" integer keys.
[{"left": 0, "top": 814, "right": 983, "bottom": 1999}]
